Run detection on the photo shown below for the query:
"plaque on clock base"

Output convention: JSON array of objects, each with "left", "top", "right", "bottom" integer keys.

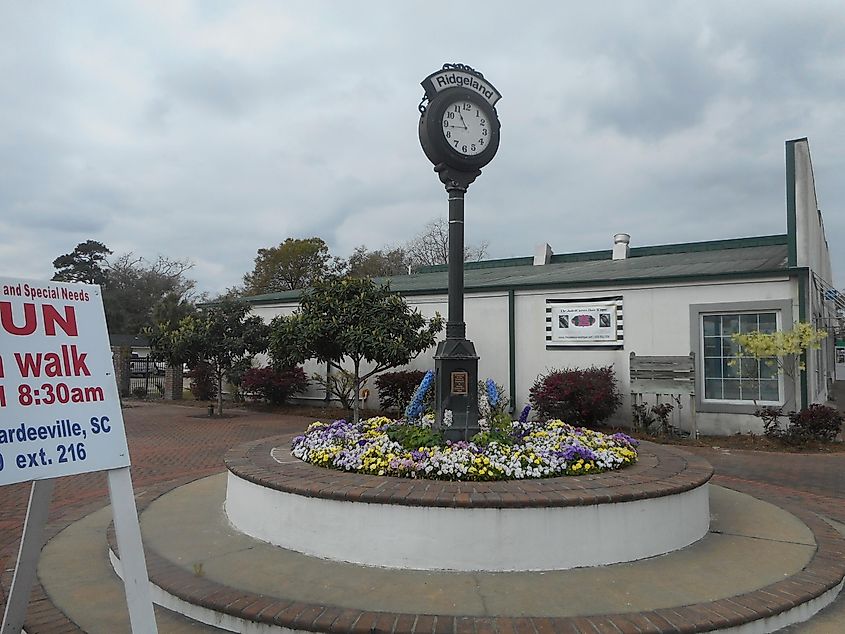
[{"left": 434, "top": 338, "right": 479, "bottom": 442}]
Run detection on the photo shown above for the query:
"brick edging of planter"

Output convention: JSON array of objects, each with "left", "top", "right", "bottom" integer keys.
[{"left": 223, "top": 436, "right": 713, "bottom": 509}]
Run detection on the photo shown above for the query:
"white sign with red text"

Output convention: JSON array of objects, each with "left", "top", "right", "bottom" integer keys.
[{"left": 0, "top": 277, "right": 130, "bottom": 486}]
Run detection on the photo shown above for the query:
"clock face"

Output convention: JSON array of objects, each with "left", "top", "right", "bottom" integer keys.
[{"left": 441, "top": 99, "right": 490, "bottom": 156}]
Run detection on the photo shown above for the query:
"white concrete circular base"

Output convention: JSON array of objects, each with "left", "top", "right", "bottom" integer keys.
[{"left": 224, "top": 470, "right": 711, "bottom": 571}]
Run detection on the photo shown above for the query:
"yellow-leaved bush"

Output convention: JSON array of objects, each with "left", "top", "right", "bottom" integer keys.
[{"left": 730, "top": 322, "right": 827, "bottom": 378}]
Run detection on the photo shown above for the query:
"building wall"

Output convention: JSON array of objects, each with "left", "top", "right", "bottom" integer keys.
[
  {"left": 509, "top": 277, "right": 794, "bottom": 435},
  {"left": 252, "top": 275, "right": 798, "bottom": 435},
  {"left": 789, "top": 138, "right": 837, "bottom": 405}
]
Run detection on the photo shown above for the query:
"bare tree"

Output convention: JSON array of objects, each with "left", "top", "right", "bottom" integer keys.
[
  {"left": 104, "top": 253, "right": 197, "bottom": 334},
  {"left": 347, "top": 245, "right": 409, "bottom": 278},
  {"left": 404, "top": 217, "right": 489, "bottom": 269}
]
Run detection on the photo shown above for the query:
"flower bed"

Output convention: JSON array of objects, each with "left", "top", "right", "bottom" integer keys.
[{"left": 291, "top": 417, "right": 638, "bottom": 481}]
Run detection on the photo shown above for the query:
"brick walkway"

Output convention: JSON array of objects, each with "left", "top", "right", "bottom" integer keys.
[
  {"left": 2, "top": 400, "right": 845, "bottom": 632},
  {"left": 1, "top": 401, "right": 312, "bottom": 632}
]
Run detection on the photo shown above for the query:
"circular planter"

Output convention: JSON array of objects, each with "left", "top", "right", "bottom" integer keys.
[{"left": 224, "top": 437, "right": 712, "bottom": 572}]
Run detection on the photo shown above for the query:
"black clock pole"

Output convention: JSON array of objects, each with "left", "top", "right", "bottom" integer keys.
[
  {"left": 417, "top": 63, "right": 501, "bottom": 442},
  {"left": 433, "top": 165, "right": 481, "bottom": 441}
]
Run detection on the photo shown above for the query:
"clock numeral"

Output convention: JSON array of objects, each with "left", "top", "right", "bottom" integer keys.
[
  {"left": 478, "top": 138, "right": 484, "bottom": 145},
  {"left": 462, "top": 145, "right": 468, "bottom": 153},
  {"left": 482, "top": 128, "right": 488, "bottom": 136},
  {"left": 453, "top": 140, "right": 459, "bottom": 148},
  {"left": 480, "top": 119, "right": 486, "bottom": 126},
  {"left": 446, "top": 131, "right": 451, "bottom": 138},
  {"left": 453, "top": 105, "right": 461, "bottom": 112},
  {"left": 464, "top": 103, "right": 471, "bottom": 111},
  {"left": 443, "top": 120, "right": 449, "bottom": 128},
  {"left": 471, "top": 144, "right": 476, "bottom": 152}
]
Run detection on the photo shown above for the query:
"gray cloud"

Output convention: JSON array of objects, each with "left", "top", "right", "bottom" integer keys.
[{"left": 0, "top": 0, "right": 844, "bottom": 293}]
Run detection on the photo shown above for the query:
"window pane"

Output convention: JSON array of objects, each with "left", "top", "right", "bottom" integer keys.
[
  {"left": 740, "top": 314, "right": 758, "bottom": 333},
  {"left": 760, "top": 379, "right": 780, "bottom": 401},
  {"left": 722, "top": 315, "right": 740, "bottom": 335},
  {"left": 740, "top": 379, "right": 760, "bottom": 401},
  {"left": 703, "top": 316, "right": 721, "bottom": 337},
  {"left": 699, "top": 310, "right": 781, "bottom": 403},
  {"left": 740, "top": 357, "right": 759, "bottom": 379},
  {"left": 705, "top": 379, "right": 723, "bottom": 399},
  {"left": 704, "top": 337, "right": 721, "bottom": 357},
  {"left": 722, "top": 338, "right": 739, "bottom": 356},
  {"left": 758, "top": 313, "right": 777, "bottom": 334},
  {"left": 723, "top": 379, "right": 741, "bottom": 400},
  {"left": 759, "top": 361, "right": 778, "bottom": 379},
  {"left": 705, "top": 358, "right": 722, "bottom": 378}
]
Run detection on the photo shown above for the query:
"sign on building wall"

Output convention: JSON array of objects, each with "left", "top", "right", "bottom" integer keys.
[
  {"left": 545, "top": 297, "right": 624, "bottom": 347},
  {"left": 0, "top": 277, "right": 130, "bottom": 486}
]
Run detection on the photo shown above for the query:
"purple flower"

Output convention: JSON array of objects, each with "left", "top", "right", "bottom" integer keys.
[
  {"left": 612, "top": 432, "right": 638, "bottom": 447},
  {"left": 518, "top": 405, "right": 531, "bottom": 424},
  {"left": 558, "top": 443, "right": 597, "bottom": 463}
]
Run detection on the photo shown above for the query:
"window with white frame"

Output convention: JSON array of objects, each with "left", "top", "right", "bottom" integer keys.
[{"left": 701, "top": 312, "right": 781, "bottom": 403}]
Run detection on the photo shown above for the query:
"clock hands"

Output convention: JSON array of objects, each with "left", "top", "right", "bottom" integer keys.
[{"left": 444, "top": 121, "right": 467, "bottom": 131}]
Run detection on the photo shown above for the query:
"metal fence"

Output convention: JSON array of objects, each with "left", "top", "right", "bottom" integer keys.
[{"left": 128, "top": 357, "right": 166, "bottom": 398}]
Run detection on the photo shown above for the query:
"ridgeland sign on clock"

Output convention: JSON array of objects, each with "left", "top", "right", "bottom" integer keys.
[
  {"left": 418, "top": 63, "right": 501, "bottom": 441},
  {"left": 419, "top": 63, "right": 501, "bottom": 173}
]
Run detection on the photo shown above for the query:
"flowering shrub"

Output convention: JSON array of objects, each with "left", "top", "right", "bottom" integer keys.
[
  {"left": 375, "top": 370, "right": 428, "bottom": 413},
  {"left": 241, "top": 366, "right": 309, "bottom": 405},
  {"left": 732, "top": 322, "right": 826, "bottom": 379},
  {"left": 291, "top": 416, "right": 638, "bottom": 481},
  {"left": 529, "top": 366, "right": 621, "bottom": 427}
]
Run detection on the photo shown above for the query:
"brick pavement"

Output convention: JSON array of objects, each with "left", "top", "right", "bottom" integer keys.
[
  {"left": 2, "top": 400, "right": 845, "bottom": 632},
  {"left": 1, "top": 401, "right": 312, "bottom": 632}
]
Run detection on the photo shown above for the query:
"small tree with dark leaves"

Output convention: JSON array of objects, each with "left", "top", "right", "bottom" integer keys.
[
  {"left": 269, "top": 277, "right": 443, "bottom": 423},
  {"left": 150, "top": 299, "right": 268, "bottom": 416}
]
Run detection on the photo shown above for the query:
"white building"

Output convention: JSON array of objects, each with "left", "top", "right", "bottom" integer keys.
[{"left": 247, "top": 138, "right": 838, "bottom": 436}]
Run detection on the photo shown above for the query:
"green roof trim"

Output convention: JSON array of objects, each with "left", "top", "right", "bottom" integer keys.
[
  {"left": 418, "top": 234, "right": 787, "bottom": 273},
  {"left": 243, "top": 235, "right": 791, "bottom": 305},
  {"left": 394, "top": 269, "right": 795, "bottom": 298}
]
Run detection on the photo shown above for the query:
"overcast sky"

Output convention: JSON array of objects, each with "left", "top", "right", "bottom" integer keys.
[{"left": 2, "top": 1, "right": 844, "bottom": 295}]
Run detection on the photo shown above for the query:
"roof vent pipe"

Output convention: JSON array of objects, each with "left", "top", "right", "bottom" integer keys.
[
  {"left": 533, "top": 243, "right": 553, "bottom": 266},
  {"left": 612, "top": 233, "right": 630, "bottom": 260}
]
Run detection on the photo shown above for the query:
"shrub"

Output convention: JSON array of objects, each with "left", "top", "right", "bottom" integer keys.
[
  {"left": 312, "top": 369, "right": 358, "bottom": 410},
  {"left": 632, "top": 401, "right": 675, "bottom": 435},
  {"left": 132, "top": 386, "right": 147, "bottom": 399},
  {"left": 242, "top": 366, "right": 309, "bottom": 405},
  {"left": 787, "top": 405, "right": 843, "bottom": 443},
  {"left": 529, "top": 366, "right": 621, "bottom": 427},
  {"left": 186, "top": 362, "right": 216, "bottom": 401},
  {"left": 375, "top": 370, "right": 427, "bottom": 412},
  {"left": 386, "top": 423, "right": 444, "bottom": 450},
  {"left": 759, "top": 404, "right": 843, "bottom": 445}
]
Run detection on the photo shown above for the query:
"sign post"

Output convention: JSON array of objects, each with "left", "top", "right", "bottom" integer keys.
[{"left": 0, "top": 276, "right": 157, "bottom": 633}]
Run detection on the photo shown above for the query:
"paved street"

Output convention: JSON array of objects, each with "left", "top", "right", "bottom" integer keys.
[{"left": 2, "top": 400, "right": 845, "bottom": 632}]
